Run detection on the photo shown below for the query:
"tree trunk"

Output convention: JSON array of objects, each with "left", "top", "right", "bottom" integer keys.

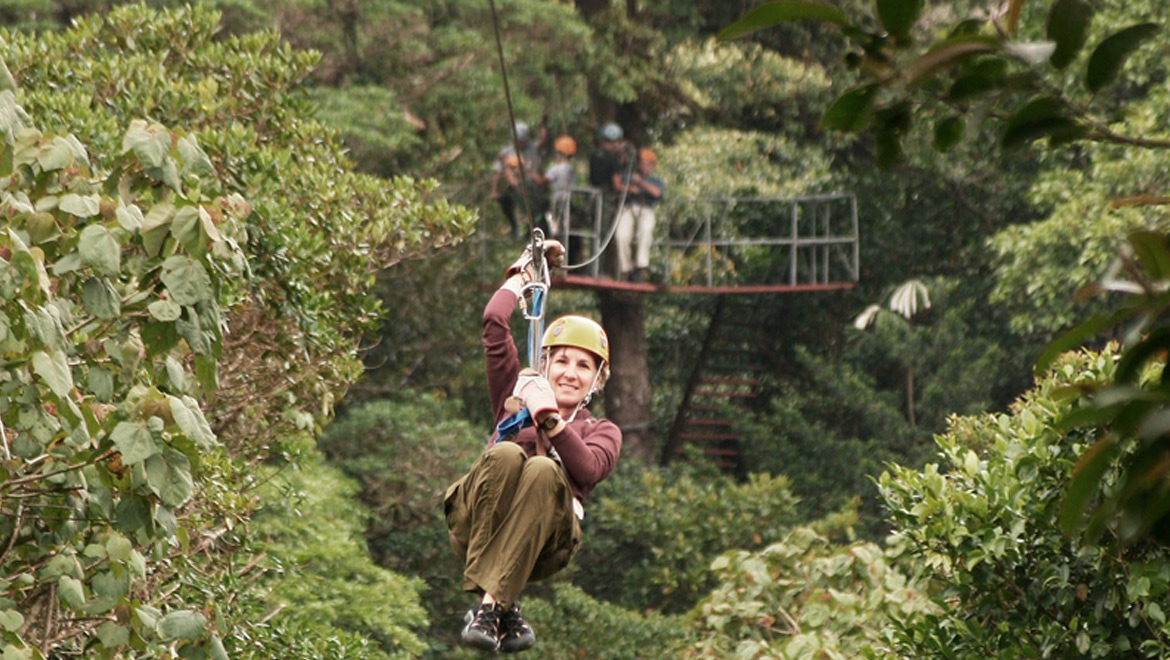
[
  {"left": 597, "top": 289, "right": 655, "bottom": 463},
  {"left": 574, "top": 0, "right": 654, "bottom": 464}
]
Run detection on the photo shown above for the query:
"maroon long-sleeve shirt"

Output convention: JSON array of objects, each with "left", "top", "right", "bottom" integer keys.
[{"left": 482, "top": 287, "right": 622, "bottom": 501}]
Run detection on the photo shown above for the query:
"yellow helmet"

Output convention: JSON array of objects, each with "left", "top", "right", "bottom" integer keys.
[{"left": 542, "top": 315, "right": 609, "bottom": 366}]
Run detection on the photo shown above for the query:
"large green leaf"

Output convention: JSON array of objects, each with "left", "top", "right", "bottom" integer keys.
[
  {"left": 37, "top": 136, "right": 81, "bottom": 172},
  {"left": 82, "top": 276, "right": 121, "bottom": 320},
  {"left": 1086, "top": 23, "right": 1159, "bottom": 93},
  {"left": 110, "top": 421, "right": 161, "bottom": 465},
  {"left": 176, "top": 135, "right": 212, "bottom": 176},
  {"left": 171, "top": 206, "right": 206, "bottom": 258},
  {"left": 719, "top": 0, "right": 847, "bottom": 41},
  {"left": 1000, "top": 95, "right": 1085, "bottom": 149},
  {"left": 147, "top": 298, "right": 182, "bottom": 322},
  {"left": 141, "top": 201, "right": 175, "bottom": 257},
  {"left": 168, "top": 395, "right": 216, "bottom": 449},
  {"left": 1115, "top": 327, "right": 1170, "bottom": 383},
  {"left": 79, "top": 224, "right": 121, "bottom": 276},
  {"left": 877, "top": 0, "right": 923, "bottom": 39},
  {"left": 159, "top": 255, "right": 212, "bottom": 306},
  {"left": 1047, "top": 0, "right": 1093, "bottom": 70},
  {"left": 155, "top": 609, "right": 208, "bottom": 642},
  {"left": 820, "top": 85, "right": 876, "bottom": 131},
  {"left": 1060, "top": 435, "right": 1120, "bottom": 536},
  {"left": 1127, "top": 230, "right": 1170, "bottom": 282},
  {"left": 96, "top": 621, "right": 130, "bottom": 648},
  {"left": 115, "top": 203, "right": 143, "bottom": 232},
  {"left": 176, "top": 308, "right": 211, "bottom": 355},
  {"left": 0, "top": 609, "right": 24, "bottom": 632},
  {"left": 121, "top": 119, "right": 170, "bottom": 169},
  {"left": 145, "top": 450, "right": 193, "bottom": 507},
  {"left": 59, "top": 193, "right": 100, "bottom": 218},
  {"left": 906, "top": 35, "right": 998, "bottom": 88},
  {"left": 32, "top": 348, "right": 74, "bottom": 397},
  {"left": 58, "top": 575, "right": 85, "bottom": 610}
]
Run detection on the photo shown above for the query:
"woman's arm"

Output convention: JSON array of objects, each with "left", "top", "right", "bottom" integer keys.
[{"left": 481, "top": 278, "right": 525, "bottom": 422}]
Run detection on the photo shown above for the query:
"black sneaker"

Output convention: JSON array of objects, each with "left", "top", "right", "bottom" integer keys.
[
  {"left": 461, "top": 602, "right": 502, "bottom": 652},
  {"left": 498, "top": 601, "right": 536, "bottom": 653}
]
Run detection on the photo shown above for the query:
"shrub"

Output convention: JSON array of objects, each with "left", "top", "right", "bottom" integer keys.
[
  {"left": 524, "top": 583, "right": 692, "bottom": 660},
  {"left": 881, "top": 345, "right": 1170, "bottom": 658},
  {"left": 243, "top": 443, "right": 429, "bottom": 659},
  {"left": 577, "top": 461, "right": 804, "bottom": 613},
  {"left": 684, "top": 527, "right": 935, "bottom": 659},
  {"left": 317, "top": 394, "right": 485, "bottom": 656}
]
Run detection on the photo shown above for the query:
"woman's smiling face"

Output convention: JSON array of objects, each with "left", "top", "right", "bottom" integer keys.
[{"left": 544, "top": 346, "right": 600, "bottom": 411}]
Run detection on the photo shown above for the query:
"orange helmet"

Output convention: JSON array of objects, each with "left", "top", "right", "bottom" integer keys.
[
  {"left": 503, "top": 153, "right": 520, "bottom": 167},
  {"left": 554, "top": 135, "right": 577, "bottom": 156},
  {"left": 639, "top": 148, "right": 657, "bottom": 163}
]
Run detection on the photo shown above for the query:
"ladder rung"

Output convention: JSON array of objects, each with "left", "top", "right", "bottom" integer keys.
[
  {"left": 694, "top": 390, "right": 757, "bottom": 399},
  {"left": 682, "top": 432, "right": 740, "bottom": 441},
  {"left": 686, "top": 417, "right": 733, "bottom": 426},
  {"left": 701, "top": 375, "right": 760, "bottom": 386}
]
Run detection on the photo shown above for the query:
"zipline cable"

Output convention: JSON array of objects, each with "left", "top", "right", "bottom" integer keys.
[
  {"left": 487, "top": 0, "right": 539, "bottom": 251},
  {"left": 487, "top": 0, "right": 548, "bottom": 376},
  {"left": 486, "top": 0, "right": 630, "bottom": 278}
]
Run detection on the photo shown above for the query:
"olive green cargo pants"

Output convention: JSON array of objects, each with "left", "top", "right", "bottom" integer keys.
[{"left": 444, "top": 442, "right": 582, "bottom": 605}]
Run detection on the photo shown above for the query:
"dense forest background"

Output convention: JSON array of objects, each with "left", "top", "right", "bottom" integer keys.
[{"left": 1, "top": 0, "right": 1169, "bottom": 658}]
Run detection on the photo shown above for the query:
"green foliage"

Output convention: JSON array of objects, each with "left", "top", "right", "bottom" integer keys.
[
  {"left": 523, "top": 583, "right": 691, "bottom": 660},
  {"left": 0, "top": 86, "right": 249, "bottom": 654},
  {"left": 246, "top": 444, "right": 428, "bottom": 659},
  {"left": 684, "top": 527, "right": 935, "bottom": 659},
  {"left": 666, "top": 38, "right": 834, "bottom": 140},
  {"left": 317, "top": 393, "right": 485, "bottom": 656},
  {"left": 742, "top": 277, "right": 1014, "bottom": 525},
  {"left": 0, "top": 4, "right": 473, "bottom": 656},
  {"left": 575, "top": 461, "right": 803, "bottom": 613},
  {"left": 990, "top": 143, "right": 1170, "bottom": 337},
  {"left": 722, "top": 0, "right": 1170, "bottom": 166},
  {"left": 738, "top": 347, "right": 917, "bottom": 534},
  {"left": 4, "top": 3, "right": 477, "bottom": 454},
  {"left": 659, "top": 127, "right": 834, "bottom": 201},
  {"left": 1034, "top": 231, "right": 1170, "bottom": 546},
  {"left": 880, "top": 345, "right": 1170, "bottom": 657}
]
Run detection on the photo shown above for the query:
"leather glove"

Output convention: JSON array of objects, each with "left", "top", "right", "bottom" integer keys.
[
  {"left": 505, "top": 239, "right": 565, "bottom": 282},
  {"left": 512, "top": 368, "right": 558, "bottom": 417}
]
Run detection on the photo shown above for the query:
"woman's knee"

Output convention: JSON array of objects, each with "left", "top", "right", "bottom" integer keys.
[
  {"left": 523, "top": 456, "right": 564, "bottom": 490},
  {"left": 480, "top": 441, "right": 526, "bottom": 473}
]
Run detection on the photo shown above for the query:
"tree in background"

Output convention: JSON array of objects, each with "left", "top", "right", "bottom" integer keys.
[{"left": 722, "top": 0, "right": 1170, "bottom": 546}]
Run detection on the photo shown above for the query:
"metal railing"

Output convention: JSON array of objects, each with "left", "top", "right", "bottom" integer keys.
[
  {"left": 659, "top": 193, "right": 859, "bottom": 289},
  {"left": 551, "top": 190, "right": 858, "bottom": 289}
]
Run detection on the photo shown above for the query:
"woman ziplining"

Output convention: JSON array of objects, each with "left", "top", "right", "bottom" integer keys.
[
  {"left": 447, "top": 6, "right": 623, "bottom": 649},
  {"left": 442, "top": 234, "right": 623, "bottom": 653}
]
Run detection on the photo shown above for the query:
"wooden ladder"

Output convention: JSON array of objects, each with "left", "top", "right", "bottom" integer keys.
[{"left": 661, "top": 295, "right": 770, "bottom": 474}]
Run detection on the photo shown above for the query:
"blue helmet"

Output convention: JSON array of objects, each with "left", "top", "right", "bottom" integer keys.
[{"left": 601, "top": 122, "right": 623, "bottom": 141}]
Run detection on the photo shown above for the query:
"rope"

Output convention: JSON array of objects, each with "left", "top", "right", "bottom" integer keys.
[
  {"left": 563, "top": 144, "right": 638, "bottom": 272},
  {"left": 487, "top": 0, "right": 538, "bottom": 243}
]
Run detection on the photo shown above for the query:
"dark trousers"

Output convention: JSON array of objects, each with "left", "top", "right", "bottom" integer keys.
[{"left": 444, "top": 442, "right": 581, "bottom": 604}]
